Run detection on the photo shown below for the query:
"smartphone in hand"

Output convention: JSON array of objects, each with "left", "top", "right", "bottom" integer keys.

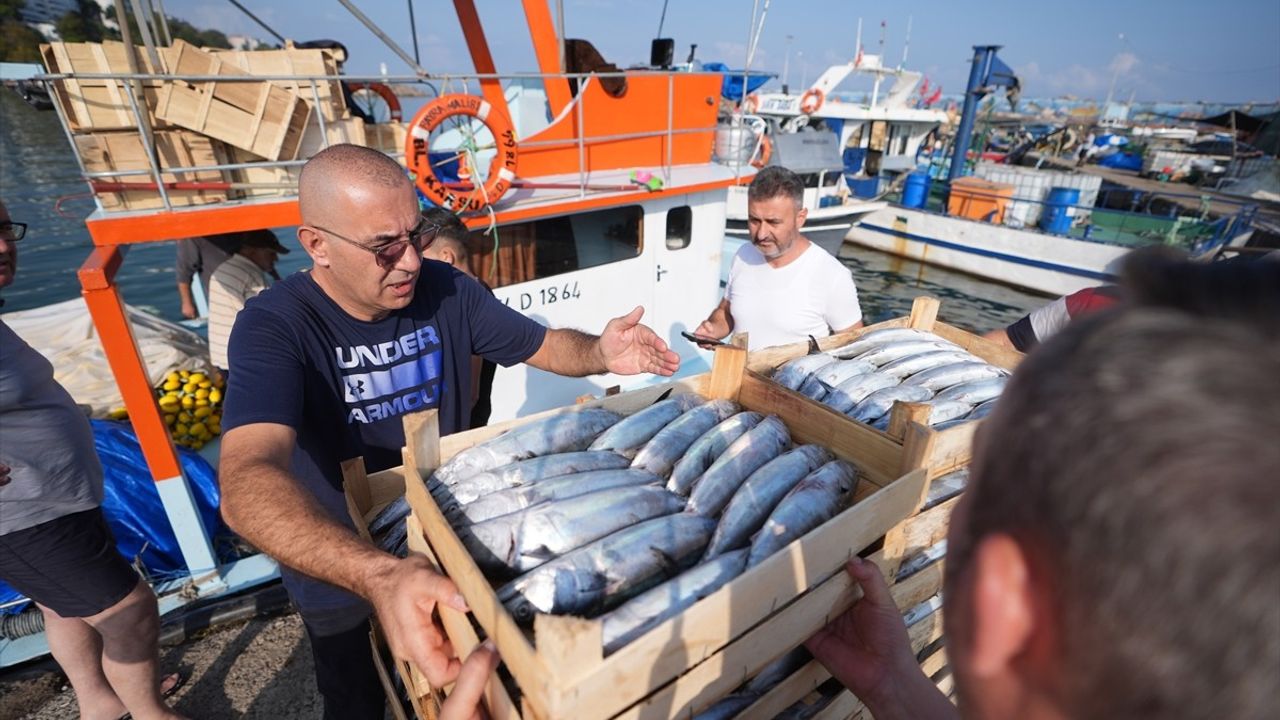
[{"left": 681, "top": 331, "right": 727, "bottom": 347}]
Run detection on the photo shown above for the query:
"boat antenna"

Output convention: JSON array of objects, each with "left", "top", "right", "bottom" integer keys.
[
  {"left": 656, "top": 0, "right": 669, "bottom": 37},
  {"left": 226, "top": 0, "right": 286, "bottom": 45},
  {"left": 900, "top": 15, "right": 912, "bottom": 69},
  {"left": 854, "top": 18, "right": 862, "bottom": 64},
  {"left": 407, "top": 0, "right": 421, "bottom": 65}
]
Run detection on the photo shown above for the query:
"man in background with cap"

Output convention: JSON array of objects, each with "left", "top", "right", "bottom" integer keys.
[{"left": 207, "top": 229, "right": 289, "bottom": 376}]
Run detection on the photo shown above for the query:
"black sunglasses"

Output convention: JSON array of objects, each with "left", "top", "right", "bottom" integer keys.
[
  {"left": 1, "top": 221, "right": 27, "bottom": 241},
  {"left": 313, "top": 218, "right": 439, "bottom": 267}
]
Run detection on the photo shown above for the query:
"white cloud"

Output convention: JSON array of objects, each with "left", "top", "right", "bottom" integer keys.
[{"left": 1109, "top": 52, "right": 1139, "bottom": 76}]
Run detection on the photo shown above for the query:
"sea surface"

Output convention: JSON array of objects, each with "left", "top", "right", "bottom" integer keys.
[{"left": 0, "top": 90, "right": 1045, "bottom": 333}]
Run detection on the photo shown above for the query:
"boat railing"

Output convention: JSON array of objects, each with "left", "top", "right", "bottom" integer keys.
[
  {"left": 897, "top": 179, "right": 1255, "bottom": 249},
  {"left": 34, "top": 67, "right": 731, "bottom": 216}
]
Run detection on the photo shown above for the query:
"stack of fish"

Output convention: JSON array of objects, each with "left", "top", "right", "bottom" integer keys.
[
  {"left": 770, "top": 327, "right": 1010, "bottom": 430},
  {"left": 367, "top": 392, "right": 862, "bottom": 654}
]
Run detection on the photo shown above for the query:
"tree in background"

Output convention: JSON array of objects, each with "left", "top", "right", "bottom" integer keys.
[
  {"left": 0, "top": 0, "right": 45, "bottom": 62},
  {"left": 55, "top": 0, "right": 106, "bottom": 43},
  {"left": 103, "top": 5, "right": 232, "bottom": 49}
]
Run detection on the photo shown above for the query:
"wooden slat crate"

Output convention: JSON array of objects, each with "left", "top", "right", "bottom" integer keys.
[
  {"left": 366, "top": 122, "right": 407, "bottom": 156},
  {"left": 74, "top": 130, "right": 234, "bottom": 211},
  {"left": 745, "top": 296, "right": 1022, "bottom": 483},
  {"left": 382, "top": 349, "right": 939, "bottom": 720},
  {"left": 210, "top": 45, "right": 348, "bottom": 122},
  {"left": 228, "top": 116, "right": 367, "bottom": 198},
  {"left": 40, "top": 41, "right": 172, "bottom": 131},
  {"left": 155, "top": 40, "right": 310, "bottom": 161}
]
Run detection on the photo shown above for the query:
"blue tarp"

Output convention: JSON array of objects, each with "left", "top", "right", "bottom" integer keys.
[
  {"left": 0, "top": 420, "right": 229, "bottom": 614},
  {"left": 1098, "top": 152, "right": 1143, "bottom": 171},
  {"left": 703, "top": 62, "right": 775, "bottom": 102}
]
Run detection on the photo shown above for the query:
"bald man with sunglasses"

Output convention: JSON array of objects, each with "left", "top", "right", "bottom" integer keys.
[{"left": 217, "top": 144, "right": 680, "bottom": 719}]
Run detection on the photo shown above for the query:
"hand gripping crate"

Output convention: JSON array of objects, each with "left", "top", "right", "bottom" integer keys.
[{"left": 366, "top": 341, "right": 973, "bottom": 720}]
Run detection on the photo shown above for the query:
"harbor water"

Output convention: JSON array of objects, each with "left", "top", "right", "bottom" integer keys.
[{"left": 0, "top": 91, "right": 1045, "bottom": 334}]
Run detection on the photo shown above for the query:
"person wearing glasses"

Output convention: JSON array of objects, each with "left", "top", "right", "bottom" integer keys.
[
  {"left": 216, "top": 145, "right": 681, "bottom": 719},
  {"left": 0, "top": 201, "right": 188, "bottom": 720}
]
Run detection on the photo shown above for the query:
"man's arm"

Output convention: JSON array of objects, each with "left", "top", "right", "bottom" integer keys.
[
  {"left": 982, "top": 327, "right": 1018, "bottom": 350},
  {"left": 219, "top": 423, "right": 473, "bottom": 688},
  {"left": 177, "top": 282, "right": 198, "bottom": 320},
  {"left": 694, "top": 298, "right": 734, "bottom": 342},
  {"left": 176, "top": 240, "right": 199, "bottom": 319},
  {"left": 833, "top": 320, "right": 865, "bottom": 335},
  {"left": 525, "top": 306, "right": 680, "bottom": 377}
]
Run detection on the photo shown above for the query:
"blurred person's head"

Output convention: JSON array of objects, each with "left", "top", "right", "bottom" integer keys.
[
  {"left": 943, "top": 258, "right": 1280, "bottom": 720},
  {"left": 0, "top": 200, "right": 20, "bottom": 289},
  {"left": 421, "top": 207, "right": 473, "bottom": 278},
  {"left": 746, "top": 165, "right": 807, "bottom": 262},
  {"left": 236, "top": 229, "right": 289, "bottom": 273}
]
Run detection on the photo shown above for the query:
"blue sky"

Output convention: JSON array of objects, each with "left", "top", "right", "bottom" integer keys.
[{"left": 163, "top": 0, "right": 1280, "bottom": 103}]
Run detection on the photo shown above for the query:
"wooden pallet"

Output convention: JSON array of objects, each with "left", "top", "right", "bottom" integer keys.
[
  {"left": 210, "top": 45, "right": 348, "bottom": 122},
  {"left": 155, "top": 40, "right": 310, "bottom": 161},
  {"left": 41, "top": 41, "right": 171, "bottom": 131},
  {"left": 229, "top": 116, "right": 367, "bottom": 198},
  {"left": 74, "top": 130, "right": 234, "bottom": 211}
]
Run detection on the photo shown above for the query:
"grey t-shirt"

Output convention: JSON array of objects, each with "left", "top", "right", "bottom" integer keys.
[
  {"left": 175, "top": 236, "right": 240, "bottom": 302},
  {"left": 0, "top": 320, "right": 103, "bottom": 535}
]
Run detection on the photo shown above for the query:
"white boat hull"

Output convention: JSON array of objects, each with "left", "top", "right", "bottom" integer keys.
[{"left": 844, "top": 206, "right": 1130, "bottom": 297}]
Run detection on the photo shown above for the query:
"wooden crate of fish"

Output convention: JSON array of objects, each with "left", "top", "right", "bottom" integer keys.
[
  {"left": 745, "top": 296, "right": 1022, "bottom": 483},
  {"left": 366, "top": 344, "right": 948, "bottom": 720}
]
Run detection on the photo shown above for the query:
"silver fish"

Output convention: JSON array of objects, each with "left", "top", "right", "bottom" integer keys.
[
  {"left": 667, "top": 412, "right": 765, "bottom": 495},
  {"left": 795, "top": 374, "right": 830, "bottom": 401},
  {"left": 896, "top": 539, "right": 948, "bottom": 581},
  {"left": 438, "top": 451, "right": 632, "bottom": 509},
  {"left": 368, "top": 495, "right": 411, "bottom": 538},
  {"left": 747, "top": 460, "right": 857, "bottom": 567},
  {"left": 923, "top": 399, "right": 975, "bottom": 426},
  {"left": 853, "top": 340, "right": 961, "bottom": 367},
  {"left": 967, "top": 398, "right": 999, "bottom": 420},
  {"left": 821, "top": 372, "right": 901, "bottom": 413},
  {"left": 460, "top": 486, "right": 685, "bottom": 575},
  {"left": 432, "top": 408, "right": 622, "bottom": 488},
  {"left": 848, "top": 384, "right": 936, "bottom": 424},
  {"left": 704, "top": 445, "right": 833, "bottom": 559},
  {"left": 373, "top": 516, "right": 408, "bottom": 554},
  {"left": 631, "top": 400, "right": 739, "bottom": 478},
  {"left": 813, "top": 358, "right": 877, "bottom": 386},
  {"left": 903, "top": 361, "right": 1008, "bottom": 391},
  {"left": 450, "top": 469, "right": 661, "bottom": 525},
  {"left": 600, "top": 548, "right": 747, "bottom": 654},
  {"left": 497, "top": 514, "right": 717, "bottom": 622},
  {"left": 935, "top": 376, "right": 1008, "bottom": 405},
  {"left": 588, "top": 395, "right": 705, "bottom": 456},
  {"left": 923, "top": 467, "right": 969, "bottom": 510},
  {"left": 772, "top": 354, "right": 838, "bottom": 390},
  {"left": 687, "top": 416, "right": 791, "bottom": 517},
  {"left": 744, "top": 646, "right": 813, "bottom": 694},
  {"left": 878, "top": 349, "right": 978, "bottom": 380},
  {"left": 827, "top": 327, "right": 940, "bottom": 359}
]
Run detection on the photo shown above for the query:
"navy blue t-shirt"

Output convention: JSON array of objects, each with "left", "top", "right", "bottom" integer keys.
[{"left": 222, "top": 260, "right": 545, "bottom": 632}]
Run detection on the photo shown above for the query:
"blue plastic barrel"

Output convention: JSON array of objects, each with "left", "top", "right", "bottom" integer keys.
[
  {"left": 901, "top": 171, "right": 932, "bottom": 208},
  {"left": 846, "top": 176, "right": 881, "bottom": 198},
  {"left": 1040, "top": 187, "right": 1081, "bottom": 234}
]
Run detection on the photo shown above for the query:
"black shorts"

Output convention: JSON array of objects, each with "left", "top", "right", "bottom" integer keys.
[{"left": 0, "top": 508, "right": 140, "bottom": 618}]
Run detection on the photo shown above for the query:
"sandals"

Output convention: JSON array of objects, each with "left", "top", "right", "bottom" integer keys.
[{"left": 113, "top": 671, "right": 186, "bottom": 720}]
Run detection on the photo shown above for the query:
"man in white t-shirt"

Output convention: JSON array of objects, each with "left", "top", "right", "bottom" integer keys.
[
  {"left": 207, "top": 229, "right": 289, "bottom": 374},
  {"left": 695, "top": 166, "right": 863, "bottom": 350}
]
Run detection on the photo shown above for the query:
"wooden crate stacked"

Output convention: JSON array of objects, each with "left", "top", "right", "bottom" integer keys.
[
  {"left": 213, "top": 44, "right": 369, "bottom": 199},
  {"left": 345, "top": 297, "right": 1010, "bottom": 719},
  {"left": 41, "top": 40, "right": 237, "bottom": 211}
]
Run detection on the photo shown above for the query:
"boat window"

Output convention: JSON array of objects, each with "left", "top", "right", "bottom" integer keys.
[
  {"left": 465, "top": 205, "right": 644, "bottom": 288},
  {"left": 666, "top": 206, "right": 692, "bottom": 250}
]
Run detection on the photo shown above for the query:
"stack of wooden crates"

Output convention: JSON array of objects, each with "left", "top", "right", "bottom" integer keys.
[
  {"left": 346, "top": 297, "right": 1021, "bottom": 720},
  {"left": 40, "top": 39, "right": 401, "bottom": 211}
]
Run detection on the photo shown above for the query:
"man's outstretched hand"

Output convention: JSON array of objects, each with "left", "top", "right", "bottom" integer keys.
[{"left": 598, "top": 306, "right": 681, "bottom": 376}]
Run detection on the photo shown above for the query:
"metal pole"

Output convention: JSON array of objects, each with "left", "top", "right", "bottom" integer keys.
[
  {"left": 948, "top": 46, "right": 993, "bottom": 181},
  {"left": 336, "top": 0, "right": 431, "bottom": 76},
  {"left": 781, "top": 34, "right": 792, "bottom": 94},
  {"left": 407, "top": 0, "right": 421, "bottom": 65},
  {"left": 122, "top": 81, "right": 173, "bottom": 211},
  {"left": 226, "top": 0, "right": 286, "bottom": 45},
  {"left": 310, "top": 80, "right": 329, "bottom": 148},
  {"left": 665, "top": 73, "right": 673, "bottom": 182},
  {"left": 127, "top": 0, "right": 163, "bottom": 71},
  {"left": 576, "top": 80, "right": 586, "bottom": 199},
  {"left": 740, "top": 0, "right": 760, "bottom": 112},
  {"left": 151, "top": 0, "right": 172, "bottom": 45}
]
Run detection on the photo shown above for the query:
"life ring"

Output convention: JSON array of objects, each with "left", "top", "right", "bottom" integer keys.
[
  {"left": 346, "top": 82, "right": 402, "bottom": 122},
  {"left": 743, "top": 93, "right": 760, "bottom": 113},
  {"left": 799, "top": 88, "right": 825, "bottom": 115},
  {"left": 405, "top": 94, "right": 519, "bottom": 213},
  {"left": 751, "top": 133, "right": 772, "bottom": 169}
]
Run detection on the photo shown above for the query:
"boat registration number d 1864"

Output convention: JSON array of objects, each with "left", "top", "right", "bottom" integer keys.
[{"left": 501, "top": 281, "right": 583, "bottom": 311}]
